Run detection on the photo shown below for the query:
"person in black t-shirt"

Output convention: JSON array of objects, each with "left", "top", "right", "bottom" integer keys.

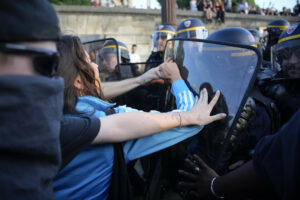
[{"left": 0, "top": 1, "right": 65, "bottom": 199}]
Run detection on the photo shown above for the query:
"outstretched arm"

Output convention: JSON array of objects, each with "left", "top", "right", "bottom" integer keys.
[
  {"left": 102, "top": 66, "right": 161, "bottom": 98},
  {"left": 93, "top": 88, "right": 226, "bottom": 143}
]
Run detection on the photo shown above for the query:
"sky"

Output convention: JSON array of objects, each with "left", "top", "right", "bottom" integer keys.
[
  {"left": 132, "top": 0, "right": 297, "bottom": 11},
  {"left": 255, "top": 0, "right": 296, "bottom": 11}
]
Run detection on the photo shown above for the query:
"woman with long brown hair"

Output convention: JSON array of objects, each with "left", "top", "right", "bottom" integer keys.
[{"left": 53, "top": 35, "right": 225, "bottom": 200}]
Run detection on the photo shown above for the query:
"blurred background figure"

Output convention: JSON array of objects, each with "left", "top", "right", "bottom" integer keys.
[
  {"left": 91, "top": 0, "right": 99, "bottom": 7},
  {"left": 130, "top": 44, "right": 141, "bottom": 63},
  {"left": 203, "top": 0, "right": 213, "bottom": 23},
  {"left": 190, "top": 0, "right": 197, "bottom": 11},
  {"left": 237, "top": 0, "right": 249, "bottom": 14},
  {"left": 224, "top": 0, "right": 232, "bottom": 12},
  {"left": 213, "top": 0, "right": 225, "bottom": 23}
]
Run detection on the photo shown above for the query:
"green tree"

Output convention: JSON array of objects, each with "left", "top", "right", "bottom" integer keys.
[{"left": 176, "top": 0, "right": 190, "bottom": 9}]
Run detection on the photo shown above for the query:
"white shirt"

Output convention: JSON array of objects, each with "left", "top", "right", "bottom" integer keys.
[{"left": 130, "top": 53, "right": 141, "bottom": 63}]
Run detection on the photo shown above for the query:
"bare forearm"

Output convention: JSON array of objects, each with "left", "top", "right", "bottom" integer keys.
[
  {"left": 94, "top": 111, "right": 193, "bottom": 143},
  {"left": 102, "top": 77, "right": 141, "bottom": 98},
  {"left": 214, "top": 160, "right": 269, "bottom": 198}
]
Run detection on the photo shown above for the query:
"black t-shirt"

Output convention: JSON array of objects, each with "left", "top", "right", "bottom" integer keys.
[
  {"left": 60, "top": 116, "right": 100, "bottom": 169},
  {"left": 253, "top": 110, "right": 300, "bottom": 200}
]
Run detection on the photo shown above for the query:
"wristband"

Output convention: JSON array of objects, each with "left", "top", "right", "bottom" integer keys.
[{"left": 210, "top": 177, "right": 225, "bottom": 199}]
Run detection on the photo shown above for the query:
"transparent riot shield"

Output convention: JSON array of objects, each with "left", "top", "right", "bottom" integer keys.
[
  {"left": 164, "top": 39, "right": 261, "bottom": 170},
  {"left": 83, "top": 38, "right": 120, "bottom": 82}
]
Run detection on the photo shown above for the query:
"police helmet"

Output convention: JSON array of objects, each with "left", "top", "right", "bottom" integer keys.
[
  {"left": 151, "top": 24, "right": 175, "bottom": 52},
  {"left": 208, "top": 27, "right": 257, "bottom": 47},
  {"left": 176, "top": 18, "right": 208, "bottom": 39},
  {"left": 248, "top": 29, "right": 263, "bottom": 45},
  {"left": 266, "top": 19, "right": 290, "bottom": 42},
  {"left": 248, "top": 28, "right": 264, "bottom": 55},
  {"left": 101, "top": 40, "right": 130, "bottom": 63},
  {"left": 205, "top": 27, "right": 258, "bottom": 67},
  {"left": 275, "top": 23, "right": 300, "bottom": 79},
  {"left": 99, "top": 40, "right": 130, "bottom": 73}
]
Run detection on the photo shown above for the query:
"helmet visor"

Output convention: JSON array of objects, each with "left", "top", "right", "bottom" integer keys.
[
  {"left": 274, "top": 39, "right": 300, "bottom": 79},
  {"left": 151, "top": 31, "right": 174, "bottom": 52},
  {"left": 83, "top": 39, "right": 121, "bottom": 82},
  {"left": 176, "top": 27, "right": 208, "bottom": 39}
]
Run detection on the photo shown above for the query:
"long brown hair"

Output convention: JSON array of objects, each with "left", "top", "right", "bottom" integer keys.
[{"left": 57, "top": 35, "right": 106, "bottom": 114}]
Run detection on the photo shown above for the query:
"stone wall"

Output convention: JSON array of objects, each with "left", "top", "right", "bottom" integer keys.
[{"left": 55, "top": 5, "right": 299, "bottom": 61}]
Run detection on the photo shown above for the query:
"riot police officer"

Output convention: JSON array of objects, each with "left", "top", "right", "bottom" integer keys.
[
  {"left": 263, "top": 19, "right": 290, "bottom": 62},
  {"left": 99, "top": 40, "right": 134, "bottom": 81},
  {"left": 146, "top": 25, "right": 175, "bottom": 71},
  {"left": 138, "top": 25, "right": 176, "bottom": 112},
  {"left": 264, "top": 23, "right": 300, "bottom": 125}
]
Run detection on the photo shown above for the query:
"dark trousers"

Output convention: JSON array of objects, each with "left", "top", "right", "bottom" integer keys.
[{"left": 216, "top": 10, "right": 225, "bottom": 23}]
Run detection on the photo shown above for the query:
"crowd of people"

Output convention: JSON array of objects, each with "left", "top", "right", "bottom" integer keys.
[
  {"left": 91, "top": 0, "right": 300, "bottom": 18},
  {"left": 193, "top": 0, "right": 300, "bottom": 22},
  {"left": 1, "top": 0, "right": 300, "bottom": 200}
]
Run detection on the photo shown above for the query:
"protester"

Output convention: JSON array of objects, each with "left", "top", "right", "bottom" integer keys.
[
  {"left": 0, "top": 1, "right": 65, "bottom": 199},
  {"left": 53, "top": 34, "right": 226, "bottom": 200}
]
